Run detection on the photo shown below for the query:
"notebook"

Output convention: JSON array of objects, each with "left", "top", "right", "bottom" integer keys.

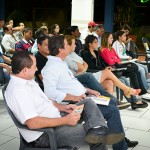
[
  {"left": 119, "top": 58, "right": 138, "bottom": 64},
  {"left": 89, "top": 95, "right": 110, "bottom": 106}
]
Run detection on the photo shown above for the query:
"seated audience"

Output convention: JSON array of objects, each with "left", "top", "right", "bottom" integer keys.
[
  {"left": 80, "top": 33, "right": 150, "bottom": 101},
  {"left": 112, "top": 30, "right": 149, "bottom": 91},
  {"left": 65, "top": 35, "right": 147, "bottom": 109},
  {"left": 42, "top": 34, "right": 139, "bottom": 150},
  {"left": 5, "top": 51, "right": 124, "bottom": 149}
]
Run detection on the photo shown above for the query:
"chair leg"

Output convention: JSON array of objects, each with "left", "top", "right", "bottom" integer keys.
[
  {"left": 116, "top": 87, "right": 120, "bottom": 101},
  {"left": 19, "top": 135, "right": 26, "bottom": 150},
  {"left": 120, "top": 90, "right": 124, "bottom": 101}
]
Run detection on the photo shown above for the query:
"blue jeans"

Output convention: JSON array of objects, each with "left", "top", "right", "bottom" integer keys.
[
  {"left": 76, "top": 73, "right": 128, "bottom": 150},
  {"left": 134, "top": 62, "right": 149, "bottom": 90}
]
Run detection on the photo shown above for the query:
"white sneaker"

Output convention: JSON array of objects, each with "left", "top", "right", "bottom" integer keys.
[{"left": 141, "top": 93, "right": 150, "bottom": 100}]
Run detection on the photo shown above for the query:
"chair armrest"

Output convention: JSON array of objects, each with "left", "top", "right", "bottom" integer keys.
[
  {"left": 63, "top": 100, "right": 77, "bottom": 104},
  {"left": 112, "top": 68, "right": 126, "bottom": 78},
  {"left": 87, "top": 69, "right": 100, "bottom": 73},
  {"left": 20, "top": 125, "right": 58, "bottom": 149},
  {"left": 112, "top": 68, "right": 127, "bottom": 72},
  {"left": 137, "top": 52, "right": 150, "bottom": 55},
  {"left": 16, "top": 123, "right": 54, "bottom": 133},
  {"left": 31, "top": 127, "right": 54, "bottom": 133}
]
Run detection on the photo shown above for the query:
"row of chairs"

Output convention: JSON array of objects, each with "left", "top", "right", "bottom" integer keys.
[
  {"left": 1, "top": 37, "right": 150, "bottom": 150},
  {"left": 131, "top": 37, "right": 150, "bottom": 72}
]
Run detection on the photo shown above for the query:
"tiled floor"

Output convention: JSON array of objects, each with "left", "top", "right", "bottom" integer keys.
[{"left": 1, "top": 86, "right": 150, "bottom": 150}]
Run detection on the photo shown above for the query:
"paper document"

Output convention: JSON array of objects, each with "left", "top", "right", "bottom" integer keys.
[
  {"left": 89, "top": 96, "right": 110, "bottom": 106},
  {"left": 73, "top": 104, "right": 84, "bottom": 114},
  {"left": 119, "top": 58, "right": 138, "bottom": 64}
]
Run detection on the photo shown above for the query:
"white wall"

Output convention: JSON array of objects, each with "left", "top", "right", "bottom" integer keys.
[{"left": 71, "top": 0, "right": 94, "bottom": 32}]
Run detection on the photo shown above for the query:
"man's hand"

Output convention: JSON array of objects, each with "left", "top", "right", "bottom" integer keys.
[
  {"left": 87, "top": 88, "right": 100, "bottom": 97},
  {"left": 72, "top": 94, "right": 86, "bottom": 102},
  {"left": 65, "top": 113, "right": 81, "bottom": 126},
  {"left": 64, "top": 104, "right": 77, "bottom": 113},
  {"left": 64, "top": 94, "right": 86, "bottom": 102}
]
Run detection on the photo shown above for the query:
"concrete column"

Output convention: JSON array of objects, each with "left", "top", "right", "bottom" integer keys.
[
  {"left": 71, "top": 0, "right": 94, "bottom": 32},
  {"left": 104, "top": 0, "right": 114, "bottom": 32},
  {"left": 0, "top": 0, "right": 5, "bottom": 19}
]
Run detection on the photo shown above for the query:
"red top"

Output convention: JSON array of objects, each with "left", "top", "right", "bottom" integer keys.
[{"left": 100, "top": 48, "right": 121, "bottom": 65}]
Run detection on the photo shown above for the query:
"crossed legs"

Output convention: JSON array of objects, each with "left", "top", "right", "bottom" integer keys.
[{"left": 100, "top": 69, "right": 140, "bottom": 96}]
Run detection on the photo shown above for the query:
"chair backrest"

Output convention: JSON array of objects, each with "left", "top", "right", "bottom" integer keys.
[
  {"left": 0, "top": 67, "right": 5, "bottom": 85},
  {"left": 2, "top": 84, "right": 27, "bottom": 129},
  {"left": 34, "top": 75, "right": 44, "bottom": 91},
  {"left": 78, "top": 49, "right": 84, "bottom": 57},
  {"left": 142, "top": 37, "right": 150, "bottom": 52},
  {"left": 0, "top": 67, "right": 10, "bottom": 86},
  {"left": 0, "top": 44, "right": 6, "bottom": 54},
  {"left": 129, "top": 40, "right": 140, "bottom": 56}
]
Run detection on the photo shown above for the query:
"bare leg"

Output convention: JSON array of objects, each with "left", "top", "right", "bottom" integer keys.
[
  {"left": 100, "top": 69, "right": 140, "bottom": 96},
  {"left": 101, "top": 79, "right": 114, "bottom": 95}
]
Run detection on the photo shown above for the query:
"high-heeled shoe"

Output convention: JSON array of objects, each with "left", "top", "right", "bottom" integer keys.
[
  {"left": 131, "top": 101, "right": 148, "bottom": 110},
  {"left": 124, "top": 88, "right": 141, "bottom": 98}
]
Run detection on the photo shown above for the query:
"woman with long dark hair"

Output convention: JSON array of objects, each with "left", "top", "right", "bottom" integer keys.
[{"left": 49, "top": 24, "right": 60, "bottom": 37}]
